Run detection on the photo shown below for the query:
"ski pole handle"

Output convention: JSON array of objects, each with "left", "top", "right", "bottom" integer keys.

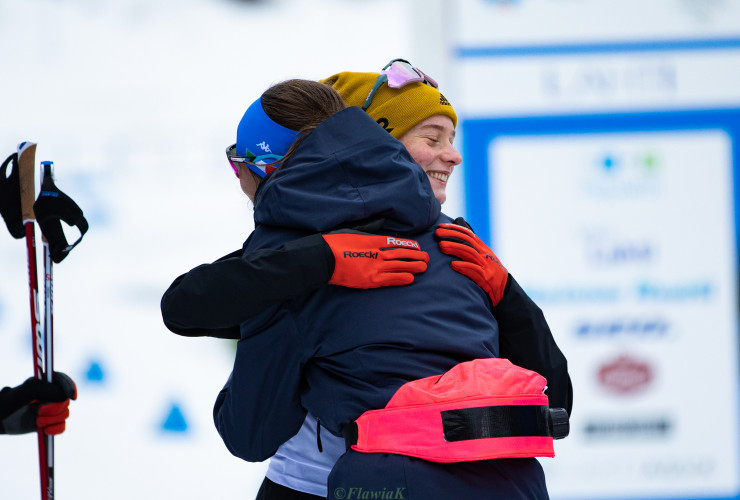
[{"left": 18, "top": 142, "right": 37, "bottom": 223}]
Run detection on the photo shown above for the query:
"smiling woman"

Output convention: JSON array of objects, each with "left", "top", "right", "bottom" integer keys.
[{"left": 321, "top": 64, "right": 460, "bottom": 204}]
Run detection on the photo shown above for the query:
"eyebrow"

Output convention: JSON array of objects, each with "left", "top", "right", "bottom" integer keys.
[{"left": 420, "top": 123, "right": 456, "bottom": 139}]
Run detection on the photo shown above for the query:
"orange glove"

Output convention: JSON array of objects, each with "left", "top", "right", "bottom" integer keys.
[
  {"left": 322, "top": 233, "right": 429, "bottom": 288},
  {"left": 435, "top": 223, "right": 509, "bottom": 306}
]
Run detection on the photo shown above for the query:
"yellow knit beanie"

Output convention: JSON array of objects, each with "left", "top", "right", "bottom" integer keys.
[{"left": 320, "top": 71, "right": 457, "bottom": 140}]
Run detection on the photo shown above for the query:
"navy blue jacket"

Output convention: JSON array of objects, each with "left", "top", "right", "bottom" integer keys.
[{"left": 214, "top": 107, "right": 549, "bottom": 498}]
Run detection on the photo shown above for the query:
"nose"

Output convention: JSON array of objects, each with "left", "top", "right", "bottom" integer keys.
[{"left": 443, "top": 142, "right": 463, "bottom": 167}]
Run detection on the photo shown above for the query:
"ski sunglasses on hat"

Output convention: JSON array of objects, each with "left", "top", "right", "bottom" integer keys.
[
  {"left": 225, "top": 144, "right": 283, "bottom": 179},
  {"left": 362, "top": 58, "right": 439, "bottom": 111}
]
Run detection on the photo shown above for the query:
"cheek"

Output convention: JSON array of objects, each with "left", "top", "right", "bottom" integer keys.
[
  {"left": 239, "top": 171, "right": 258, "bottom": 200},
  {"left": 407, "top": 145, "right": 434, "bottom": 169}
]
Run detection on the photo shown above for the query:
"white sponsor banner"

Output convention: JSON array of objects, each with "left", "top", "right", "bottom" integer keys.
[
  {"left": 489, "top": 129, "right": 739, "bottom": 498},
  {"left": 458, "top": 50, "right": 740, "bottom": 117},
  {"left": 454, "top": 0, "right": 740, "bottom": 46}
]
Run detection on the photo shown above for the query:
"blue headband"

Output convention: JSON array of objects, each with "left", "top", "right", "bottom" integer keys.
[{"left": 236, "top": 97, "right": 299, "bottom": 158}]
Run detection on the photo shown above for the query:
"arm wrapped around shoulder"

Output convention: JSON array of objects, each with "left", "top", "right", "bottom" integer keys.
[
  {"left": 323, "top": 232, "right": 428, "bottom": 289},
  {"left": 434, "top": 222, "right": 508, "bottom": 307}
]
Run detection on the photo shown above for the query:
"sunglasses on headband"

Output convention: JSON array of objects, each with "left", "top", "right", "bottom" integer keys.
[
  {"left": 225, "top": 143, "right": 283, "bottom": 179},
  {"left": 362, "top": 58, "right": 439, "bottom": 111}
]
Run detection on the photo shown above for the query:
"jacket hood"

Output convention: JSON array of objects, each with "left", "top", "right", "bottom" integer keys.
[{"left": 253, "top": 107, "right": 440, "bottom": 233}]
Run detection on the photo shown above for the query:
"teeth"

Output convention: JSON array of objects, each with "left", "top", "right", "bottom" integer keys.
[{"left": 427, "top": 171, "right": 449, "bottom": 183}]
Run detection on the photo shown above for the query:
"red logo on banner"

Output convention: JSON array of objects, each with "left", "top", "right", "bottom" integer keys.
[{"left": 598, "top": 355, "right": 653, "bottom": 394}]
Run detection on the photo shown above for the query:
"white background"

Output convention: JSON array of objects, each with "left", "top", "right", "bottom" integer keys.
[{"left": 0, "top": 1, "right": 417, "bottom": 498}]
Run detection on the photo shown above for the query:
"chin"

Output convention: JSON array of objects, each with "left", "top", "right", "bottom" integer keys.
[{"left": 435, "top": 191, "right": 447, "bottom": 205}]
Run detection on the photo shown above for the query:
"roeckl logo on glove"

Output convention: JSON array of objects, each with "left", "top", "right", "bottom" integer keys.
[
  {"left": 386, "top": 237, "right": 420, "bottom": 249},
  {"left": 485, "top": 253, "right": 506, "bottom": 270},
  {"left": 343, "top": 251, "right": 379, "bottom": 259}
]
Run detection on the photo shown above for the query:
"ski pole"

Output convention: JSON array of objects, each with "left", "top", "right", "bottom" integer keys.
[
  {"left": 17, "top": 141, "right": 50, "bottom": 500},
  {"left": 32, "top": 155, "right": 89, "bottom": 499},
  {"left": 40, "top": 161, "right": 55, "bottom": 500}
]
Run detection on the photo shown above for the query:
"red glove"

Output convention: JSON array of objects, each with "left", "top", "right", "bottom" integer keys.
[
  {"left": 37, "top": 399, "right": 72, "bottom": 436},
  {"left": 435, "top": 223, "right": 509, "bottom": 306},
  {"left": 322, "top": 233, "right": 429, "bottom": 288}
]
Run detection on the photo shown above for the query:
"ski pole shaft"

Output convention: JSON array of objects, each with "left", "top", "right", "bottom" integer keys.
[{"left": 41, "top": 161, "right": 55, "bottom": 500}]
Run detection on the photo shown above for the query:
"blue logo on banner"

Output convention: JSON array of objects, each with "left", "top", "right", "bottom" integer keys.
[
  {"left": 637, "top": 281, "right": 712, "bottom": 301},
  {"left": 584, "top": 418, "right": 672, "bottom": 439},
  {"left": 601, "top": 153, "right": 620, "bottom": 172},
  {"left": 528, "top": 286, "right": 620, "bottom": 304},
  {"left": 588, "top": 242, "right": 654, "bottom": 266},
  {"left": 581, "top": 148, "right": 662, "bottom": 199},
  {"left": 576, "top": 319, "right": 670, "bottom": 338}
]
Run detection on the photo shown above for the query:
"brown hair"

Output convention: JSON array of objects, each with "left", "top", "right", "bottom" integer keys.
[{"left": 261, "top": 79, "right": 346, "bottom": 164}]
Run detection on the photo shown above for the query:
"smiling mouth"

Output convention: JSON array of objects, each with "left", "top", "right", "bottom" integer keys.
[{"left": 427, "top": 171, "right": 449, "bottom": 183}]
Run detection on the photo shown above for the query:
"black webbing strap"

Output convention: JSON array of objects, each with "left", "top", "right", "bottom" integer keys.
[
  {"left": 442, "top": 405, "right": 551, "bottom": 442},
  {"left": 342, "top": 421, "right": 359, "bottom": 450}
]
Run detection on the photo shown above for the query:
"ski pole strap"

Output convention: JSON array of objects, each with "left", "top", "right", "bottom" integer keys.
[
  {"left": 32, "top": 168, "right": 88, "bottom": 263},
  {"left": 0, "top": 152, "right": 25, "bottom": 239},
  {"left": 341, "top": 358, "right": 570, "bottom": 463}
]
